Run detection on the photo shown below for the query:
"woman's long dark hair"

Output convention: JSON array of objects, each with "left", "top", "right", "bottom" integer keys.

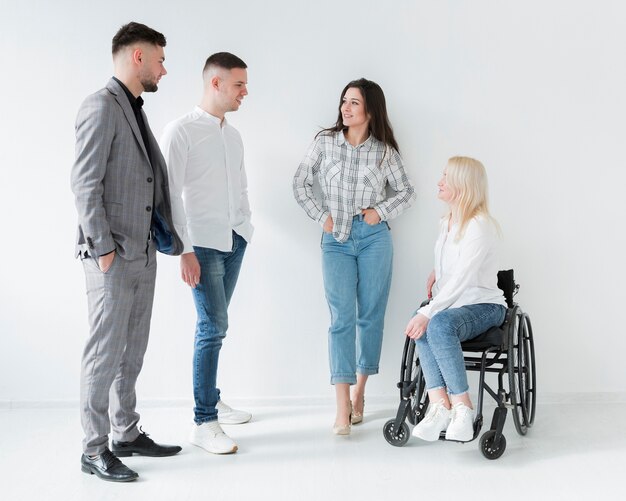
[{"left": 316, "top": 78, "right": 400, "bottom": 155}]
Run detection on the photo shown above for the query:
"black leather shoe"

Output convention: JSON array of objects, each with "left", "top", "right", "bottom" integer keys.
[
  {"left": 112, "top": 429, "right": 182, "bottom": 457},
  {"left": 81, "top": 448, "right": 138, "bottom": 482}
]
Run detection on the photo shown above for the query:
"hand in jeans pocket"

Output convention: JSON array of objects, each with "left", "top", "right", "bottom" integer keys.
[
  {"left": 361, "top": 208, "right": 381, "bottom": 225},
  {"left": 323, "top": 214, "right": 334, "bottom": 233}
]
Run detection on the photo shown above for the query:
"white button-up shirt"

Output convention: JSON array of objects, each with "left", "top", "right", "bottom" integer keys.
[
  {"left": 418, "top": 215, "right": 507, "bottom": 319},
  {"left": 160, "top": 107, "right": 253, "bottom": 253},
  {"left": 293, "top": 131, "right": 415, "bottom": 242}
]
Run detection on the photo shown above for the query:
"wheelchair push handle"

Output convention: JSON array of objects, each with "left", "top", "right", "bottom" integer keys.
[{"left": 497, "top": 269, "right": 520, "bottom": 308}]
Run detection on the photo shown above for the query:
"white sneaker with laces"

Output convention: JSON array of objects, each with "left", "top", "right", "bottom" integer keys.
[
  {"left": 189, "top": 421, "right": 238, "bottom": 454},
  {"left": 216, "top": 400, "right": 252, "bottom": 425},
  {"left": 412, "top": 399, "right": 451, "bottom": 441},
  {"left": 445, "top": 402, "right": 475, "bottom": 442}
]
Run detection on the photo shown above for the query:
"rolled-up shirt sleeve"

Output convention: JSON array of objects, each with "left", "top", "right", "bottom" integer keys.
[
  {"left": 373, "top": 149, "right": 416, "bottom": 221},
  {"left": 292, "top": 138, "right": 329, "bottom": 226}
]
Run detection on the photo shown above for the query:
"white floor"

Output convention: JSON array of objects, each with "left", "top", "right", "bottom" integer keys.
[{"left": 2, "top": 400, "right": 623, "bottom": 501}]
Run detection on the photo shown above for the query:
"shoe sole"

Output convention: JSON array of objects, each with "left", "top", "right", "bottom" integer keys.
[
  {"left": 332, "top": 425, "right": 351, "bottom": 435},
  {"left": 217, "top": 417, "right": 252, "bottom": 425},
  {"left": 111, "top": 449, "right": 181, "bottom": 458},
  {"left": 411, "top": 430, "right": 441, "bottom": 442},
  {"left": 445, "top": 433, "right": 474, "bottom": 442},
  {"left": 81, "top": 464, "right": 138, "bottom": 482},
  {"left": 412, "top": 425, "right": 449, "bottom": 442},
  {"left": 412, "top": 416, "right": 451, "bottom": 442},
  {"left": 189, "top": 441, "right": 238, "bottom": 455},
  {"left": 445, "top": 421, "right": 475, "bottom": 442}
]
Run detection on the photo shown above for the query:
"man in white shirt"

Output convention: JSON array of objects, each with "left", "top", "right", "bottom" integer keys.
[{"left": 160, "top": 52, "right": 253, "bottom": 455}]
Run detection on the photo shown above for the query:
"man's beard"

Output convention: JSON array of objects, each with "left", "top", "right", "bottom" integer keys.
[
  {"left": 141, "top": 78, "right": 158, "bottom": 93},
  {"left": 139, "top": 69, "right": 158, "bottom": 93}
]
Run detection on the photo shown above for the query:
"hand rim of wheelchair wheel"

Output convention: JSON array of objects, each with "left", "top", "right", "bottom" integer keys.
[
  {"left": 508, "top": 307, "right": 536, "bottom": 435},
  {"left": 400, "top": 338, "right": 429, "bottom": 427},
  {"left": 521, "top": 312, "right": 537, "bottom": 426}
]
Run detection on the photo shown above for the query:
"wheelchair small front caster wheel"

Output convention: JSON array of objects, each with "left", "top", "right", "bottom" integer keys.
[
  {"left": 479, "top": 430, "right": 507, "bottom": 460},
  {"left": 383, "top": 419, "right": 410, "bottom": 447}
]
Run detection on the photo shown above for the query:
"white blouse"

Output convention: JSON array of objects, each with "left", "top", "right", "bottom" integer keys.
[{"left": 418, "top": 215, "right": 507, "bottom": 319}]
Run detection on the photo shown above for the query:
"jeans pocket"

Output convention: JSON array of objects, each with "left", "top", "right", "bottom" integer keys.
[
  {"left": 320, "top": 231, "right": 331, "bottom": 248},
  {"left": 363, "top": 219, "right": 388, "bottom": 237}
]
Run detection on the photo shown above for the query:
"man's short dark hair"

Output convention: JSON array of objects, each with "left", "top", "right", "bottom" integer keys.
[
  {"left": 112, "top": 22, "right": 166, "bottom": 55},
  {"left": 203, "top": 52, "right": 247, "bottom": 74}
]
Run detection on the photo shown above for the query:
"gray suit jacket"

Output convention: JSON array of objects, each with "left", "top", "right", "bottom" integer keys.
[{"left": 71, "top": 78, "right": 183, "bottom": 260}]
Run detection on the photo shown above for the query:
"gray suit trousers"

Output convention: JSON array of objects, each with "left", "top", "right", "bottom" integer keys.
[{"left": 80, "top": 242, "right": 157, "bottom": 455}]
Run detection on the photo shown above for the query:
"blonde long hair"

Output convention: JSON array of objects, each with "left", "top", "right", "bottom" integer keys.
[{"left": 445, "top": 156, "right": 499, "bottom": 239}]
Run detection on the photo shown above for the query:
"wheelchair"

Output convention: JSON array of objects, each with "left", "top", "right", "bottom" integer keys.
[{"left": 383, "top": 270, "right": 536, "bottom": 459}]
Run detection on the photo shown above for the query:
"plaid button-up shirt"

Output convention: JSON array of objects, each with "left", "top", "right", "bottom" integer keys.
[{"left": 293, "top": 131, "right": 416, "bottom": 242}]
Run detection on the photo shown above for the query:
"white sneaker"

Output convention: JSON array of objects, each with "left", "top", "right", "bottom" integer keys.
[
  {"left": 189, "top": 421, "right": 238, "bottom": 454},
  {"left": 216, "top": 400, "right": 252, "bottom": 425},
  {"left": 445, "top": 402, "right": 475, "bottom": 442},
  {"left": 412, "top": 399, "right": 451, "bottom": 441}
]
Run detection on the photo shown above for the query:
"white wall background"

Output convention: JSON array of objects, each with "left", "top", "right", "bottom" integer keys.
[{"left": 1, "top": 0, "right": 624, "bottom": 406}]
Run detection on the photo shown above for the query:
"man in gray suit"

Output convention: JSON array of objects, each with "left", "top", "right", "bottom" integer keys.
[{"left": 71, "top": 22, "right": 184, "bottom": 482}]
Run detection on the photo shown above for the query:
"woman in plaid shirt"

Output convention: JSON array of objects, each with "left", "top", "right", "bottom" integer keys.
[{"left": 293, "top": 78, "right": 416, "bottom": 435}]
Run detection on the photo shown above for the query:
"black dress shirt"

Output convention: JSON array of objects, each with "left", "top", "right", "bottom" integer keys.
[
  {"left": 110, "top": 77, "right": 156, "bottom": 254},
  {"left": 113, "top": 77, "right": 153, "bottom": 166}
]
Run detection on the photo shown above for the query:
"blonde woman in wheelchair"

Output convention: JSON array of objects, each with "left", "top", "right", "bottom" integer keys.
[{"left": 405, "top": 156, "right": 507, "bottom": 442}]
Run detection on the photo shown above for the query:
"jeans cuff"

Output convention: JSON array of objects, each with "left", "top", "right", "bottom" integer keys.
[
  {"left": 356, "top": 366, "right": 379, "bottom": 376},
  {"left": 448, "top": 387, "right": 470, "bottom": 396},
  {"left": 330, "top": 374, "right": 357, "bottom": 385},
  {"left": 194, "top": 416, "right": 218, "bottom": 425},
  {"left": 425, "top": 385, "right": 446, "bottom": 392}
]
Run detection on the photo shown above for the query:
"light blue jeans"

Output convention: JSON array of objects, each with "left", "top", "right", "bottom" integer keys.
[
  {"left": 321, "top": 216, "right": 393, "bottom": 384},
  {"left": 416, "top": 303, "right": 507, "bottom": 395},
  {"left": 191, "top": 232, "right": 247, "bottom": 424}
]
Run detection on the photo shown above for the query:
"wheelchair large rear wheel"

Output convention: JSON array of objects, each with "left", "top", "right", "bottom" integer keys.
[
  {"left": 508, "top": 308, "right": 537, "bottom": 435},
  {"left": 402, "top": 339, "right": 429, "bottom": 426}
]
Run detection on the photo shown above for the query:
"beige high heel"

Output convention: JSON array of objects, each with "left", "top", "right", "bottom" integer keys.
[
  {"left": 351, "top": 396, "right": 364, "bottom": 425},
  {"left": 333, "top": 402, "right": 352, "bottom": 435}
]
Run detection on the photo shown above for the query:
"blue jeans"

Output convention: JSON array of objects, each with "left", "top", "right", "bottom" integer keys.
[
  {"left": 191, "top": 233, "right": 247, "bottom": 423},
  {"left": 321, "top": 216, "right": 393, "bottom": 384},
  {"left": 416, "top": 303, "right": 506, "bottom": 395}
]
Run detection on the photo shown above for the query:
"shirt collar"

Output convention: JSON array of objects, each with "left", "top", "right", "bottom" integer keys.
[
  {"left": 112, "top": 77, "right": 143, "bottom": 110},
  {"left": 335, "top": 130, "right": 373, "bottom": 149},
  {"left": 195, "top": 106, "right": 227, "bottom": 126},
  {"left": 334, "top": 131, "right": 346, "bottom": 146}
]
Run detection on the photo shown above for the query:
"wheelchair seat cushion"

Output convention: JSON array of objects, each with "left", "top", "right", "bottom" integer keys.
[{"left": 461, "top": 325, "right": 505, "bottom": 351}]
